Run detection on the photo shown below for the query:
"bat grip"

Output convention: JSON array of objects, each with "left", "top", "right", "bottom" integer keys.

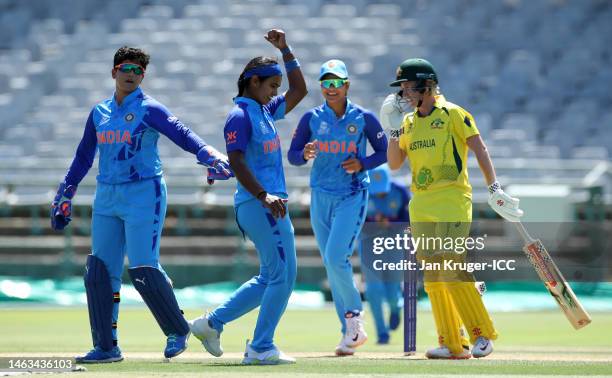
[{"left": 514, "top": 221, "right": 534, "bottom": 243}]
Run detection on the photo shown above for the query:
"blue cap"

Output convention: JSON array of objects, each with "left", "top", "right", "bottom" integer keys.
[
  {"left": 319, "top": 59, "right": 349, "bottom": 80},
  {"left": 368, "top": 164, "right": 391, "bottom": 195}
]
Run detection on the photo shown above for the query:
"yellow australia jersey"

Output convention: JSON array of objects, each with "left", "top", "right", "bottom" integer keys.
[{"left": 398, "top": 95, "right": 480, "bottom": 195}]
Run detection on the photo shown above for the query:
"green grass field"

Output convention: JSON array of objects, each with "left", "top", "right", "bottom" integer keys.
[{"left": 1, "top": 307, "right": 611, "bottom": 377}]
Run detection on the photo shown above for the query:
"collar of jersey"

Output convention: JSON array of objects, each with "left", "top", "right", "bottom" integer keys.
[
  {"left": 416, "top": 95, "right": 447, "bottom": 118},
  {"left": 323, "top": 98, "right": 353, "bottom": 121},
  {"left": 234, "top": 96, "right": 264, "bottom": 109},
  {"left": 111, "top": 87, "right": 143, "bottom": 111}
]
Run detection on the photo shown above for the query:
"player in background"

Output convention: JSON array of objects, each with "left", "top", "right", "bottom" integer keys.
[
  {"left": 288, "top": 59, "right": 388, "bottom": 356},
  {"left": 189, "top": 29, "right": 307, "bottom": 365},
  {"left": 50, "top": 46, "right": 233, "bottom": 363},
  {"left": 384, "top": 58, "right": 523, "bottom": 359},
  {"left": 363, "top": 164, "right": 410, "bottom": 344}
]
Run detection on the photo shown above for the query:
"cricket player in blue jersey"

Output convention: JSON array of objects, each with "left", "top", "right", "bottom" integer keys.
[
  {"left": 189, "top": 29, "right": 307, "bottom": 365},
  {"left": 364, "top": 164, "right": 410, "bottom": 344},
  {"left": 50, "top": 46, "right": 233, "bottom": 363},
  {"left": 287, "top": 59, "right": 388, "bottom": 356}
]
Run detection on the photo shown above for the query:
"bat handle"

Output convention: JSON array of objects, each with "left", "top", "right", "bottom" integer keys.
[{"left": 514, "top": 221, "right": 534, "bottom": 243}]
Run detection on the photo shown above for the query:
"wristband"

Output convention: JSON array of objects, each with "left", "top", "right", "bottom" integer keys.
[
  {"left": 256, "top": 191, "right": 267, "bottom": 200},
  {"left": 284, "top": 59, "right": 300, "bottom": 73},
  {"left": 280, "top": 46, "right": 292, "bottom": 55},
  {"left": 488, "top": 180, "right": 501, "bottom": 194}
]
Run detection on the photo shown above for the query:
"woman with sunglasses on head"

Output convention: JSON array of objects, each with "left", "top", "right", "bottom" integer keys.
[
  {"left": 384, "top": 58, "right": 523, "bottom": 359},
  {"left": 189, "top": 29, "right": 307, "bottom": 365},
  {"left": 288, "top": 59, "right": 388, "bottom": 356},
  {"left": 50, "top": 46, "right": 233, "bottom": 363}
]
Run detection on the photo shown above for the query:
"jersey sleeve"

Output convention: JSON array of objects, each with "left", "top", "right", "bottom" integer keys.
[
  {"left": 63, "top": 109, "right": 97, "bottom": 186},
  {"left": 224, "top": 108, "right": 252, "bottom": 153},
  {"left": 359, "top": 111, "right": 388, "bottom": 170},
  {"left": 287, "top": 111, "right": 313, "bottom": 166},
  {"left": 452, "top": 107, "right": 480, "bottom": 143},
  {"left": 264, "top": 95, "right": 287, "bottom": 121}
]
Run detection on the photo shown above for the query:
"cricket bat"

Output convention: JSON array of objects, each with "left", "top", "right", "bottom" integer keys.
[{"left": 514, "top": 222, "right": 592, "bottom": 330}]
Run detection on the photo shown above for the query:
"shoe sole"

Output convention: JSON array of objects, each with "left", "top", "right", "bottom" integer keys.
[
  {"left": 334, "top": 350, "right": 355, "bottom": 356},
  {"left": 76, "top": 356, "right": 124, "bottom": 364}
]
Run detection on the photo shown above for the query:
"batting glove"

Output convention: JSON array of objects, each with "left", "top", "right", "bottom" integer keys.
[
  {"left": 487, "top": 181, "right": 523, "bottom": 222},
  {"left": 51, "top": 183, "right": 77, "bottom": 230},
  {"left": 379, "top": 93, "right": 405, "bottom": 140}
]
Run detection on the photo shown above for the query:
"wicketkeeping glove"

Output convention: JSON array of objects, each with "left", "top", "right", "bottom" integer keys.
[
  {"left": 51, "top": 182, "right": 77, "bottom": 230},
  {"left": 197, "top": 145, "right": 234, "bottom": 184},
  {"left": 204, "top": 162, "right": 234, "bottom": 185},
  {"left": 487, "top": 181, "right": 523, "bottom": 222},
  {"left": 379, "top": 93, "right": 405, "bottom": 140}
]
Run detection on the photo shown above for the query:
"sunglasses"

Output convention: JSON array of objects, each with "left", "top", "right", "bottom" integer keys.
[
  {"left": 320, "top": 79, "right": 348, "bottom": 89},
  {"left": 115, "top": 63, "right": 145, "bottom": 75}
]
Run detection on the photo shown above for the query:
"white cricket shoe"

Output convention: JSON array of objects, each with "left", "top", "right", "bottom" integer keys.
[
  {"left": 425, "top": 345, "right": 471, "bottom": 360},
  {"left": 242, "top": 340, "right": 296, "bottom": 365},
  {"left": 188, "top": 314, "right": 223, "bottom": 357},
  {"left": 342, "top": 312, "right": 368, "bottom": 348},
  {"left": 471, "top": 336, "right": 493, "bottom": 358},
  {"left": 334, "top": 338, "right": 355, "bottom": 356}
]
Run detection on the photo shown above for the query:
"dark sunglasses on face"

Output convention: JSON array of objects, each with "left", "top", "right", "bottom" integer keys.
[
  {"left": 320, "top": 79, "right": 348, "bottom": 89},
  {"left": 115, "top": 63, "right": 145, "bottom": 75}
]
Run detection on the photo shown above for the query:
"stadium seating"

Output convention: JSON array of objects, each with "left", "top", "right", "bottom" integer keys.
[{"left": 0, "top": 0, "right": 609, "bottom": 202}]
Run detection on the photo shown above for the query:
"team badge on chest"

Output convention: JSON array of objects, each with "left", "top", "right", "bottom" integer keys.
[
  {"left": 125, "top": 113, "right": 135, "bottom": 122},
  {"left": 346, "top": 124, "right": 358, "bottom": 135},
  {"left": 430, "top": 118, "right": 444, "bottom": 129}
]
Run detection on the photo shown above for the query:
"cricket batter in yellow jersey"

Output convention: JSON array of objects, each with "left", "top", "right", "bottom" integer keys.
[{"left": 383, "top": 58, "right": 524, "bottom": 359}]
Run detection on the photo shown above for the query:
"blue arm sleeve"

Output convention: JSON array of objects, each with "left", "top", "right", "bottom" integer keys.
[
  {"left": 63, "top": 110, "right": 97, "bottom": 186},
  {"left": 287, "top": 111, "right": 313, "bottom": 166},
  {"left": 224, "top": 108, "right": 251, "bottom": 153},
  {"left": 143, "top": 101, "right": 223, "bottom": 164},
  {"left": 360, "top": 111, "right": 388, "bottom": 171}
]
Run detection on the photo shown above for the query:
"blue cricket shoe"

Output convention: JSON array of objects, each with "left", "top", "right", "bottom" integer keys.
[
  {"left": 75, "top": 346, "right": 123, "bottom": 363},
  {"left": 164, "top": 333, "right": 190, "bottom": 358}
]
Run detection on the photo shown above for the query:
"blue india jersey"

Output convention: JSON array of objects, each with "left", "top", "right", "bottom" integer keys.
[
  {"left": 62, "top": 87, "right": 216, "bottom": 186},
  {"left": 224, "top": 95, "right": 287, "bottom": 205},
  {"left": 288, "top": 99, "right": 388, "bottom": 195}
]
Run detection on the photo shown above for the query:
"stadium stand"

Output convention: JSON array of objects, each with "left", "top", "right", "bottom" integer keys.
[{"left": 0, "top": 0, "right": 610, "bottom": 284}]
